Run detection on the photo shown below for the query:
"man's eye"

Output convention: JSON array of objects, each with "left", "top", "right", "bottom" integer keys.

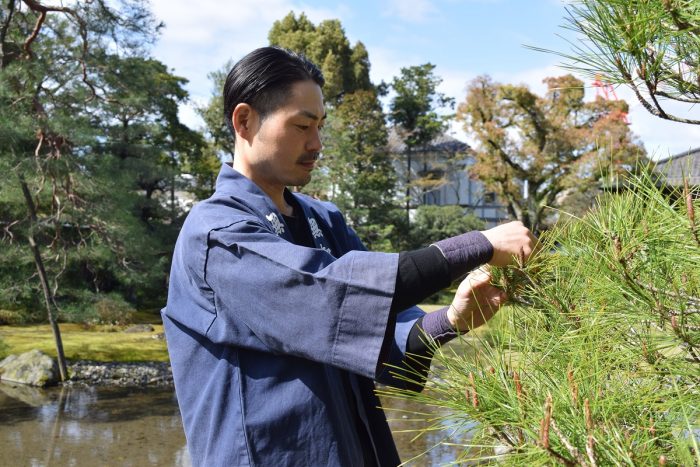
[{"left": 296, "top": 125, "right": 309, "bottom": 130}]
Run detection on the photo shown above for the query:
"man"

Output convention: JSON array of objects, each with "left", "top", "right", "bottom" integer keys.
[{"left": 163, "top": 47, "right": 535, "bottom": 466}]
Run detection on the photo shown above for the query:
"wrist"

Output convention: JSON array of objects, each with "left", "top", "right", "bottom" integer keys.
[
  {"left": 421, "top": 306, "right": 460, "bottom": 344},
  {"left": 447, "top": 304, "right": 457, "bottom": 328},
  {"left": 447, "top": 303, "right": 467, "bottom": 332}
]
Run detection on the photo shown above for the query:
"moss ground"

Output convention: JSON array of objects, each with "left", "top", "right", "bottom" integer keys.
[{"left": 0, "top": 323, "right": 169, "bottom": 362}]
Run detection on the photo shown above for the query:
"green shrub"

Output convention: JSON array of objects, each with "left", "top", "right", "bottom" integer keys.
[
  {"left": 59, "top": 292, "right": 135, "bottom": 326},
  {"left": 93, "top": 295, "right": 135, "bottom": 325},
  {"left": 408, "top": 205, "right": 485, "bottom": 250},
  {"left": 0, "top": 309, "right": 25, "bottom": 325}
]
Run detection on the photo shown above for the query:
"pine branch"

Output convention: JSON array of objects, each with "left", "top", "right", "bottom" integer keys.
[
  {"left": 654, "top": 91, "right": 700, "bottom": 104},
  {"left": 550, "top": 418, "right": 589, "bottom": 466}
]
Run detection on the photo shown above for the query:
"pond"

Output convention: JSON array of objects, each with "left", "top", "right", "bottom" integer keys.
[{"left": 0, "top": 382, "right": 472, "bottom": 466}]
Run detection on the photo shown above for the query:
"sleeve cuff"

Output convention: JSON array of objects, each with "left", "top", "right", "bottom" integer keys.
[
  {"left": 432, "top": 231, "right": 493, "bottom": 280},
  {"left": 420, "top": 306, "right": 459, "bottom": 345}
]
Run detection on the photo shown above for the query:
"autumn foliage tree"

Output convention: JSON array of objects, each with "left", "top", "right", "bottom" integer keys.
[{"left": 458, "top": 74, "right": 646, "bottom": 233}]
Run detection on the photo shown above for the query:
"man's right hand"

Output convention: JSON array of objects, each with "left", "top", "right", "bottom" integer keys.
[{"left": 481, "top": 221, "right": 537, "bottom": 267}]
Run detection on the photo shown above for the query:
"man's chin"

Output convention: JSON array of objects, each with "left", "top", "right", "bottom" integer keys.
[{"left": 289, "top": 174, "right": 312, "bottom": 188}]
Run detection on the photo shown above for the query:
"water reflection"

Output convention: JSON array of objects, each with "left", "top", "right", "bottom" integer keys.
[
  {"left": 0, "top": 382, "right": 467, "bottom": 466},
  {"left": 0, "top": 384, "right": 190, "bottom": 467},
  {"left": 383, "top": 395, "right": 475, "bottom": 466}
]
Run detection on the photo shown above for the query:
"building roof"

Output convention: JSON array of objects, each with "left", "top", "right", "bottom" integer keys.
[
  {"left": 387, "top": 128, "right": 470, "bottom": 154},
  {"left": 655, "top": 147, "right": 700, "bottom": 186}
]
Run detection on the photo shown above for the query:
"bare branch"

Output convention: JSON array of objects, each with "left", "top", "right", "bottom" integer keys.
[{"left": 22, "top": 8, "right": 45, "bottom": 57}]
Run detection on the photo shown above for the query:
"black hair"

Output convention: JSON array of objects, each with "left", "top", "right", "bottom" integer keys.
[{"left": 223, "top": 46, "right": 325, "bottom": 138}]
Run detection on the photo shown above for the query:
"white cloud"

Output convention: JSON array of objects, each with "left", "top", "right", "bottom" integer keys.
[
  {"left": 382, "top": 0, "right": 438, "bottom": 23},
  {"left": 149, "top": 0, "right": 349, "bottom": 104}
]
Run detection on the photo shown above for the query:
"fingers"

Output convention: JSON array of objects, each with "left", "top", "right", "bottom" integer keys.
[
  {"left": 449, "top": 270, "right": 506, "bottom": 331},
  {"left": 458, "top": 268, "right": 506, "bottom": 303},
  {"left": 466, "top": 267, "right": 491, "bottom": 287}
]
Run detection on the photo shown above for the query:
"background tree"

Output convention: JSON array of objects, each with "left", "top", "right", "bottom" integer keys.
[
  {"left": 89, "top": 54, "right": 205, "bottom": 305},
  {"left": 0, "top": 0, "right": 156, "bottom": 378},
  {"left": 305, "top": 90, "right": 399, "bottom": 251},
  {"left": 193, "top": 60, "right": 246, "bottom": 201},
  {"left": 458, "top": 73, "right": 646, "bottom": 233},
  {"left": 269, "top": 12, "right": 372, "bottom": 101},
  {"left": 548, "top": 0, "right": 700, "bottom": 125},
  {"left": 389, "top": 64, "right": 455, "bottom": 225},
  {"left": 0, "top": 1, "right": 195, "bottom": 374}
]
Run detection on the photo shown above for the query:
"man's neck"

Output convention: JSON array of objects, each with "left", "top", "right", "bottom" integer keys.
[{"left": 231, "top": 161, "right": 292, "bottom": 216}]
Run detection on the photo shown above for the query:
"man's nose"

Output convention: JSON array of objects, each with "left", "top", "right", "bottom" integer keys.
[{"left": 306, "top": 127, "right": 323, "bottom": 153}]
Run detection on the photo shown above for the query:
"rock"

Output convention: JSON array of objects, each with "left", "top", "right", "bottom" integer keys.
[
  {"left": 124, "top": 324, "right": 155, "bottom": 333},
  {"left": 0, "top": 350, "right": 59, "bottom": 387}
]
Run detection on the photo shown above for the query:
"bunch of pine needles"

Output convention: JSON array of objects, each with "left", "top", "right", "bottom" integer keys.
[{"left": 381, "top": 170, "right": 699, "bottom": 465}]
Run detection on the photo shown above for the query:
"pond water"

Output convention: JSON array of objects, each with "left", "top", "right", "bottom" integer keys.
[{"left": 0, "top": 382, "right": 472, "bottom": 466}]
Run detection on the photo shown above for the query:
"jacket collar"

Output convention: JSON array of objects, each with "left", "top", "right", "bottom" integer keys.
[{"left": 214, "top": 164, "right": 332, "bottom": 256}]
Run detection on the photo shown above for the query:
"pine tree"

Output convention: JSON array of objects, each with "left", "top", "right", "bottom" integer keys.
[
  {"left": 541, "top": 0, "right": 700, "bottom": 124},
  {"left": 0, "top": 1, "right": 196, "bottom": 375},
  {"left": 382, "top": 171, "right": 699, "bottom": 464}
]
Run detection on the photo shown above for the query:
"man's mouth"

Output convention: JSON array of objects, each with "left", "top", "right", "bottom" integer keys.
[{"left": 298, "top": 154, "right": 319, "bottom": 169}]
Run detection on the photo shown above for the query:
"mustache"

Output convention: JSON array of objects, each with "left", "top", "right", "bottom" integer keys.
[{"left": 298, "top": 153, "right": 321, "bottom": 163}]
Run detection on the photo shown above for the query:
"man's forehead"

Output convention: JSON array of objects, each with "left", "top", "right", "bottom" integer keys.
[
  {"left": 284, "top": 80, "right": 325, "bottom": 117},
  {"left": 295, "top": 109, "right": 327, "bottom": 121}
]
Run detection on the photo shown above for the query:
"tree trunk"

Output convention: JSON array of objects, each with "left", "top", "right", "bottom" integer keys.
[
  {"left": 19, "top": 175, "right": 68, "bottom": 382},
  {"left": 0, "top": 0, "right": 17, "bottom": 70},
  {"left": 405, "top": 149, "right": 412, "bottom": 226}
]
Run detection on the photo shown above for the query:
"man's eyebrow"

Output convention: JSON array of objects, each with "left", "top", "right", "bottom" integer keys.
[{"left": 297, "top": 110, "right": 327, "bottom": 121}]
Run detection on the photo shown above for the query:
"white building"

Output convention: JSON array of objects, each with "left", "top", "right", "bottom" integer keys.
[{"left": 388, "top": 129, "right": 509, "bottom": 227}]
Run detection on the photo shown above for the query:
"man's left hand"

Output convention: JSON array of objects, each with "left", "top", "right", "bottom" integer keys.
[{"left": 447, "top": 268, "right": 506, "bottom": 332}]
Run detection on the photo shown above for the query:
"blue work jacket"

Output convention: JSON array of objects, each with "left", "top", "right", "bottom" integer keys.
[{"left": 163, "top": 164, "right": 426, "bottom": 466}]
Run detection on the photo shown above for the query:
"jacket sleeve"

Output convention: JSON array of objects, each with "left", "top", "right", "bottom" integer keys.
[
  {"left": 167, "top": 217, "right": 399, "bottom": 380},
  {"left": 374, "top": 305, "right": 431, "bottom": 391},
  {"left": 324, "top": 211, "right": 431, "bottom": 390}
]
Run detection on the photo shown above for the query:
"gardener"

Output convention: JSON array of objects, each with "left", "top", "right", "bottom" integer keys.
[{"left": 162, "top": 46, "right": 536, "bottom": 466}]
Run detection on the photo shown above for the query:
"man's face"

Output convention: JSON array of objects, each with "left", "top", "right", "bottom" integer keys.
[{"left": 245, "top": 80, "right": 326, "bottom": 191}]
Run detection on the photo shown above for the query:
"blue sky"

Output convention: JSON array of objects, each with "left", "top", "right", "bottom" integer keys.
[{"left": 149, "top": 0, "right": 700, "bottom": 158}]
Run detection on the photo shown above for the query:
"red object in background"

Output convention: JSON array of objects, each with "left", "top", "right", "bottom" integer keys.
[{"left": 592, "top": 74, "right": 630, "bottom": 124}]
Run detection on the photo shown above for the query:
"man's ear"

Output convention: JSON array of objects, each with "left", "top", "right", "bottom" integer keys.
[{"left": 232, "top": 103, "right": 258, "bottom": 142}]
